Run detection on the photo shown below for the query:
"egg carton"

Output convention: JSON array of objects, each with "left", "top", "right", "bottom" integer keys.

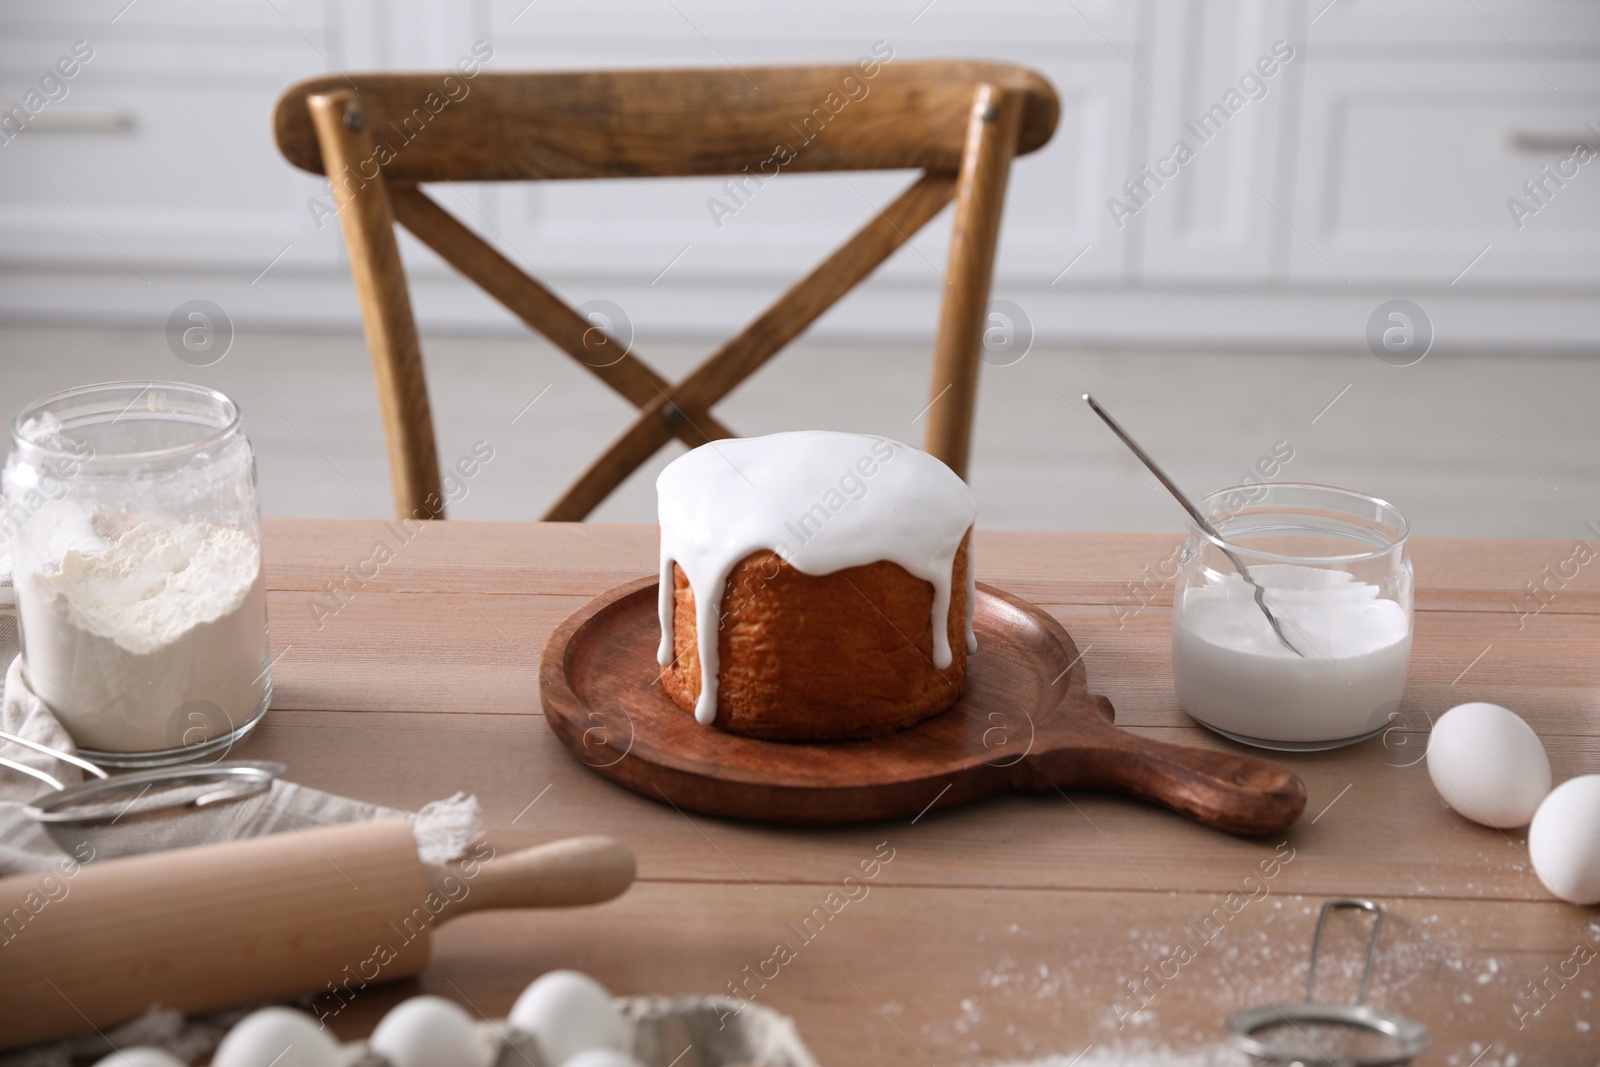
[{"left": 334, "top": 997, "right": 820, "bottom": 1067}]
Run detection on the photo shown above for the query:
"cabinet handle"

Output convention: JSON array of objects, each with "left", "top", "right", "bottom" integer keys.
[
  {"left": 19, "top": 108, "right": 135, "bottom": 134},
  {"left": 1509, "top": 129, "right": 1598, "bottom": 154}
]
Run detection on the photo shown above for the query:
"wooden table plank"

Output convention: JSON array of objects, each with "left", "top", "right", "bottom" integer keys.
[
  {"left": 265, "top": 593, "right": 1600, "bottom": 734},
  {"left": 1054, "top": 603, "right": 1600, "bottom": 736},
  {"left": 262, "top": 519, "right": 660, "bottom": 597},
  {"left": 263, "top": 521, "right": 1600, "bottom": 617},
  {"left": 266, "top": 590, "right": 567, "bottom": 714},
  {"left": 312, "top": 883, "right": 1598, "bottom": 1066},
  {"left": 232, "top": 710, "right": 1600, "bottom": 904}
]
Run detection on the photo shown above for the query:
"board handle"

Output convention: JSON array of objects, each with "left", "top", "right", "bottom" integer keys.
[
  {"left": 1028, "top": 699, "right": 1307, "bottom": 836},
  {"left": 434, "top": 835, "right": 636, "bottom": 916}
]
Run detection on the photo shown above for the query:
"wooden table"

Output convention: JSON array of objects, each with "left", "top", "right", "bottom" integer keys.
[{"left": 251, "top": 519, "right": 1600, "bottom": 1065}]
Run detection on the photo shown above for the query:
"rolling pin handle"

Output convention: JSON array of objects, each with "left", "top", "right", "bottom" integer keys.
[{"left": 434, "top": 835, "right": 636, "bottom": 915}]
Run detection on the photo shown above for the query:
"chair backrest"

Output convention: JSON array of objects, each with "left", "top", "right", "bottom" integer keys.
[{"left": 274, "top": 61, "right": 1058, "bottom": 521}]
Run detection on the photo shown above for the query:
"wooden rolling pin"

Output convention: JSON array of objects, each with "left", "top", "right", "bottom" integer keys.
[{"left": 0, "top": 820, "right": 635, "bottom": 1049}]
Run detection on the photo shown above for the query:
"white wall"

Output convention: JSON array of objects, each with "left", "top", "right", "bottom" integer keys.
[{"left": 1, "top": 0, "right": 1597, "bottom": 352}]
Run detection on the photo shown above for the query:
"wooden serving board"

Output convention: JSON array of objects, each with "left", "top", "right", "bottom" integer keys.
[{"left": 540, "top": 577, "right": 1306, "bottom": 836}]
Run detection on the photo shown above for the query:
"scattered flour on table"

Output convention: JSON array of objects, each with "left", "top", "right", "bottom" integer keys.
[
  {"left": 917, "top": 907, "right": 1593, "bottom": 1067},
  {"left": 985, "top": 1048, "right": 1234, "bottom": 1067}
]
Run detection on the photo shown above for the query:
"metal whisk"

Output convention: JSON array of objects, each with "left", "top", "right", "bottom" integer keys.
[{"left": 1, "top": 727, "right": 282, "bottom": 859}]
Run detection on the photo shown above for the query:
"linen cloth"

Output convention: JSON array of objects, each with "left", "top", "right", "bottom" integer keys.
[{"left": 0, "top": 564, "right": 483, "bottom": 1065}]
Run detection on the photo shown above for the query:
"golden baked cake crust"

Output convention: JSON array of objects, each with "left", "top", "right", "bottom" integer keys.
[{"left": 660, "top": 532, "right": 971, "bottom": 740}]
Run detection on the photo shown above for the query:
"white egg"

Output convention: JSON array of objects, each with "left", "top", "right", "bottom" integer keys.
[
  {"left": 1529, "top": 775, "right": 1600, "bottom": 905},
  {"left": 508, "top": 970, "right": 624, "bottom": 1065},
  {"left": 368, "top": 995, "right": 493, "bottom": 1067},
  {"left": 213, "top": 1008, "right": 340, "bottom": 1067},
  {"left": 563, "top": 1052, "right": 643, "bottom": 1067},
  {"left": 92, "top": 1050, "right": 187, "bottom": 1067},
  {"left": 1425, "top": 702, "right": 1552, "bottom": 827}
]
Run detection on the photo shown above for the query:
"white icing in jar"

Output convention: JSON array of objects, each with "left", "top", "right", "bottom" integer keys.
[
  {"left": 656, "top": 431, "right": 976, "bottom": 725},
  {"left": 1170, "top": 483, "right": 1412, "bottom": 751}
]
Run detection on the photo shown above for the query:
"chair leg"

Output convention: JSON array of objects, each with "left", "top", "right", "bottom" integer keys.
[
  {"left": 307, "top": 90, "right": 443, "bottom": 521},
  {"left": 925, "top": 82, "right": 1024, "bottom": 481}
]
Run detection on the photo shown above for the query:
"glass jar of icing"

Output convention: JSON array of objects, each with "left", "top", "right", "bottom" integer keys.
[
  {"left": 3, "top": 382, "right": 271, "bottom": 766},
  {"left": 1170, "top": 483, "right": 1412, "bottom": 751}
]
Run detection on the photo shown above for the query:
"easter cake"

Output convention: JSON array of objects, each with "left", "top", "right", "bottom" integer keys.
[{"left": 655, "top": 431, "right": 976, "bottom": 741}]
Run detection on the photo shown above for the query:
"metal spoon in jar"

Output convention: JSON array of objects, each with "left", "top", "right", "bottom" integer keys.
[{"left": 1083, "top": 394, "right": 1303, "bottom": 657}]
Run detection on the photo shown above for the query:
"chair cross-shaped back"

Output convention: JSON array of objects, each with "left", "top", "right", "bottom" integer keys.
[{"left": 274, "top": 61, "right": 1058, "bottom": 520}]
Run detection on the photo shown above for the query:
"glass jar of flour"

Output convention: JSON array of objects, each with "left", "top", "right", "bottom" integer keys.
[
  {"left": 1171, "top": 483, "right": 1413, "bottom": 751},
  {"left": 3, "top": 382, "right": 271, "bottom": 766}
]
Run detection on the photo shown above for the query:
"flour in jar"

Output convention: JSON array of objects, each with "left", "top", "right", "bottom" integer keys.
[{"left": 18, "top": 521, "right": 269, "bottom": 754}]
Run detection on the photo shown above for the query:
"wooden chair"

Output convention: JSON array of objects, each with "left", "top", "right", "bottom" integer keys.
[{"left": 273, "top": 62, "right": 1058, "bottom": 520}]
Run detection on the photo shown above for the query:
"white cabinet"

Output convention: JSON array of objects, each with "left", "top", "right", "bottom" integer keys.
[
  {"left": 1136, "top": 0, "right": 1296, "bottom": 280},
  {"left": 0, "top": 0, "right": 1596, "bottom": 348},
  {"left": 0, "top": 0, "right": 342, "bottom": 290},
  {"left": 1286, "top": 59, "right": 1600, "bottom": 286},
  {"left": 1304, "top": 0, "right": 1600, "bottom": 47}
]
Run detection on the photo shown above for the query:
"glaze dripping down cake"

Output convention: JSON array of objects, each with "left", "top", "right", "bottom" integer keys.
[{"left": 655, "top": 431, "right": 977, "bottom": 741}]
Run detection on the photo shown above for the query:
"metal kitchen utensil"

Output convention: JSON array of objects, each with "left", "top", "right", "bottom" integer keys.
[
  {"left": 1227, "top": 898, "right": 1429, "bottom": 1067},
  {"left": 1, "top": 727, "right": 283, "bottom": 859},
  {"left": 1083, "top": 394, "right": 1303, "bottom": 657}
]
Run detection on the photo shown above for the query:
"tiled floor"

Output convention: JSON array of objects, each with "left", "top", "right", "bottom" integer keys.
[{"left": 1, "top": 325, "right": 1595, "bottom": 540}]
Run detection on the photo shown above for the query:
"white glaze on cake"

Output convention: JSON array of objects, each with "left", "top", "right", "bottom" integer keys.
[{"left": 656, "top": 431, "right": 977, "bottom": 725}]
